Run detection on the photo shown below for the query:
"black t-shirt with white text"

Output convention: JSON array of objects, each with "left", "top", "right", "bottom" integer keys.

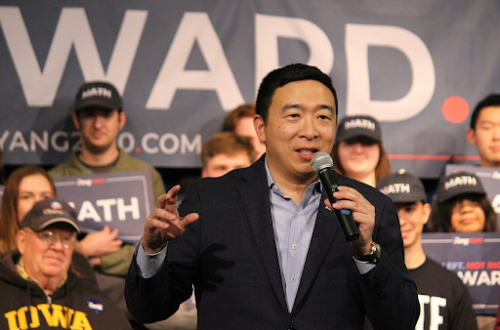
[{"left": 409, "top": 257, "right": 478, "bottom": 330}]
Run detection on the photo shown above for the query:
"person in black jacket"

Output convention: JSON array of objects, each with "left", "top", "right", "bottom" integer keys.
[
  {"left": 0, "top": 198, "right": 132, "bottom": 330},
  {"left": 126, "top": 63, "right": 419, "bottom": 329}
]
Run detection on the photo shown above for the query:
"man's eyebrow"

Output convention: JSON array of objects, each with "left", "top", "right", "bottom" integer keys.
[
  {"left": 478, "top": 119, "right": 500, "bottom": 124},
  {"left": 282, "top": 104, "right": 300, "bottom": 111},
  {"left": 319, "top": 104, "right": 335, "bottom": 112},
  {"left": 281, "top": 104, "right": 335, "bottom": 112}
]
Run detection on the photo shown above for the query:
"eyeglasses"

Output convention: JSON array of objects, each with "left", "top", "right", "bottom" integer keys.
[{"left": 36, "top": 230, "right": 77, "bottom": 250}]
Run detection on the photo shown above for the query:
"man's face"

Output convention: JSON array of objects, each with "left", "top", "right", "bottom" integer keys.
[
  {"left": 395, "top": 201, "right": 430, "bottom": 249},
  {"left": 73, "top": 107, "right": 125, "bottom": 154},
  {"left": 202, "top": 151, "right": 252, "bottom": 178},
  {"left": 467, "top": 106, "right": 500, "bottom": 167},
  {"left": 255, "top": 80, "right": 337, "bottom": 183},
  {"left": 234, "top": 117, "right": 266, "bottom": 160},
  {"left": 17, "top": 224, "right": 76, "bottom": 282}
]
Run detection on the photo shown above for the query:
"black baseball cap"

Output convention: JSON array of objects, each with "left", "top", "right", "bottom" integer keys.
[
  {"left": 336, "top": 115, "right": 382, "bottom": 143},
  {"left": 377, "top": 170, "right": 426, "bottom": 204},
  {"left": 74, "top": 81, "right": 122, "bottom": 112},
  {"left": 436, "top": 171, "right": 486, "bottom": 203},
  {"left": 20, "top": 199, "right": 80, "bottom": 233}
]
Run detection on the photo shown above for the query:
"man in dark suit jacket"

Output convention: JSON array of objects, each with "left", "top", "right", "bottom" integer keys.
[{"left": 125, "top": 63, "right": 419, "bottom": 329}]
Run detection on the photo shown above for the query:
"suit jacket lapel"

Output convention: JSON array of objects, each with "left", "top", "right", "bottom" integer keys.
[
  {"left": 292, "top": 192, "right": 340, "bottom": 313},
  {"left": 239, "top": 158, "right": 288, "bottom": 312}
]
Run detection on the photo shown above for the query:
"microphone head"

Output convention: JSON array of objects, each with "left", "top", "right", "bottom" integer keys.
[{"left": 311, "top": 152, "right": 334, "bottom": 173}]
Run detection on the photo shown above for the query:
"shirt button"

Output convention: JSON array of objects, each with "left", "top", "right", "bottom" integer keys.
[
  {"left": 273, "top": 185, "right": 279, "bottom": 191},
  {"left": 295, "top": 212, "right": 299, "bottom": 218},
  {"left": 291, "top": 276, "right": 296, "bottom": 282},
  {"left": 292, "top": 244, "right": 297, "bottom": 250}
]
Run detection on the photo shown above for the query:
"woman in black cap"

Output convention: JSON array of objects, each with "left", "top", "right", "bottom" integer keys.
[
  {"left": 332, "top": 115, "right": 391, "bottom": 187},
  {"left": 428, "top": 171, "right": 497, "bottom": 233}
]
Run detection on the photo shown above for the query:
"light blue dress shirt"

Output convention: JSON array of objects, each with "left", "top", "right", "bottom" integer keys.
[{"left": 265, "top": 162, "right": 322, "bottom": 311}]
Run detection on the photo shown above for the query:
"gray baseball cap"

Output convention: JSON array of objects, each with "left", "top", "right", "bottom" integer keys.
[
  {"left": 435, "top": 171, "right": 486, "bottom": 203},
  {"left": 336, "top": 115, "right": 382, "bottom": 143},
  {"left": 377, "top": 170, "right": 426, "bottom": 204}
]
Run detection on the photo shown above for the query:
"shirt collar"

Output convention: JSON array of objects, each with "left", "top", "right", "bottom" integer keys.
[{"left": 264, "top": 159, "right": 322, "bottom": 195}]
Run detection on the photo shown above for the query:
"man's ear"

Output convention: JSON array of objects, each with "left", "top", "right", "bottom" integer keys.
[
  {"left": 422, "top": 203, "right": 432, "bottom": 225},
  {"left": 17, "top": 229, "right": 27, "bottom": 255},
  {"left": 254, "top": 115, "right": 266, "bottom": 144},
  {"left": 201, "top": 169, "right": 208, "bottom": 178},
  {"left": 72, "top": 112, "right": 81, "bottom": 130},
  {"left": 466, "top": 128, "right": 477, "bottom": 146},
  {"left": 119, "top": 111, "right": 127, "bottom": 130}
]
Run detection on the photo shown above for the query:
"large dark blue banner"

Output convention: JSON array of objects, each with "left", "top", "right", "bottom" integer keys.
[
  {"left": 422, "top": 232, "right": 500, "bottom": 316},
  {"left": 1, "top": 1, "right": 499, "bottom": 177}
]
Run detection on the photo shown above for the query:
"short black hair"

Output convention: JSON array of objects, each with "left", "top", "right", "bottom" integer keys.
[
  {"left": 255, "top": 63, "right": 337, "bottom": 122},
  {"left": 470, "top": 94, "right": 500, "bottom": 129}
]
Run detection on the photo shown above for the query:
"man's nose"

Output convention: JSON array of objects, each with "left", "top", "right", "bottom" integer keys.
[
  {"left": 300, "top": 116, "right": 318, "bottom": 139},
  {"left": 492, "top": 125, "right": 500, "bottom": 139},
  {"left": 92, "top": 115, "right": 106, "bottom": 127},
  {"left": 49, "top": 236, "right": 66, "bottom": 250}
]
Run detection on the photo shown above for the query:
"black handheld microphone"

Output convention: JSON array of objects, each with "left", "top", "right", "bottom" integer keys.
[{"left": 311, "top": 152, "right": 360, "bottom": 241}]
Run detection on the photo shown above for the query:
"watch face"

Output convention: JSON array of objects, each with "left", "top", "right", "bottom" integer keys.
[
  {"left": 356, "top": 242, "right": 380, "bottom": 263},
  {"left": 371, "top": 242, "right": 381, "bottom": 263},
  {"left": 359, "top": 242, "right": 380, "bottom": 264}
]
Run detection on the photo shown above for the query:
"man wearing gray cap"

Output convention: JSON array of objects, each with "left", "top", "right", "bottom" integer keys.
[
  {"left": 0, "top": 198, "right": 132, "bottom": 330},
  {"left": 377, "top": 171, "right": 478, "bottom": 330}
]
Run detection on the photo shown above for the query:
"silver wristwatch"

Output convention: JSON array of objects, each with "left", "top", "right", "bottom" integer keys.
[{"left": 353, "top": 242, "right": 381, "bottom": 264}]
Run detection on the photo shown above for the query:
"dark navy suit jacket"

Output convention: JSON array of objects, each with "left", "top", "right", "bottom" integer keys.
[{"left": 125, "top": 156, "right": 419, "bottom": 329}]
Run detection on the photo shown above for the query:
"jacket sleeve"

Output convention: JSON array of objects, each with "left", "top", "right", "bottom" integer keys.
[{"left": 125, "top": 184, "right": 201, "bottom": 324}]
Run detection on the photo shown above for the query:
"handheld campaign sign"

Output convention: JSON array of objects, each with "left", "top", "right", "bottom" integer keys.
[
  {"left": 53, "top": 171, "right": 155, "bottom": 243},
  {"left": 445, "top": 164, "right": 500, "bottom": 228},
  {"left": 422, "top": 232, "right": 500, "bottom": 315}
]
